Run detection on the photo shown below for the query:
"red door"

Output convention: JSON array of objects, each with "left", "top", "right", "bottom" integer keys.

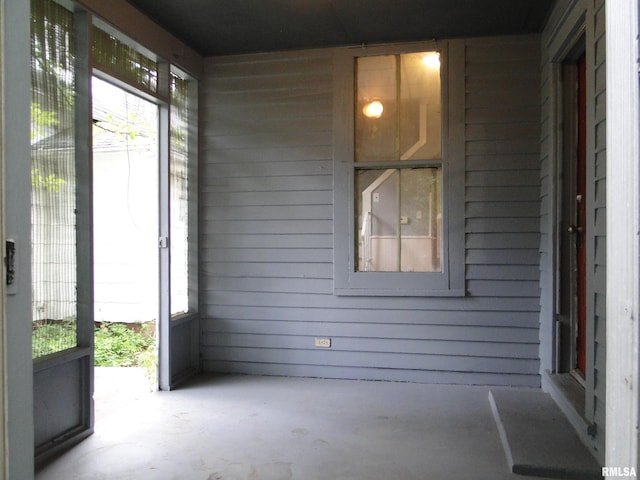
[{"left": 576, "top": 53, "right": 587, "bottom": 375}]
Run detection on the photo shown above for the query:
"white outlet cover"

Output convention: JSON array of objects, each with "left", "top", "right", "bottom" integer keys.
[{"left": 315, "top": 338, "right": 331, "bottom": 348}]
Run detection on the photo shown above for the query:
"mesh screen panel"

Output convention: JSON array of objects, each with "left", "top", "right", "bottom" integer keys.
[
  {"left": 92, "top": 26, "right": 158, "bottom": 94},
  {"left": 169, "top": 73, "right": 189, "bottom": 315},
  {"left": 31, "top": 0, "right": 78, "bottom": 358}
]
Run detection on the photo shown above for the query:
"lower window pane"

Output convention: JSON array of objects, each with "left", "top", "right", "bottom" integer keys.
[{"left": 356, "top": 167, "right": 442, "bottom": 272}]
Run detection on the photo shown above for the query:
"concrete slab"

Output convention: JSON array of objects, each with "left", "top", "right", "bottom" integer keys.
[
  {"left": 489, "top": 389, "right": 602, "bottom": 479},
  {"left": 36, "top": 373, "right": 563, "bottom": 480}
]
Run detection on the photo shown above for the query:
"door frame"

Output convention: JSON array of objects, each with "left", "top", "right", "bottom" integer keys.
[
  {"left": 544, "top": 23, "right": 600, "bottom": 442},
  {"left": 4, "top": 0, "right": 35, "bottom": 477},
  {"left": 557, "top": 43, "right": 587, "bottom": 380}
]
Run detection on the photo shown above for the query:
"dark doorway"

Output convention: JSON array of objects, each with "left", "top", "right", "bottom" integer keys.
[
  {"left": 575, "top": 53, "right": 587, "bottom": 375},
  {"left": 558, "top": 46, "right": 587, "bottom": 379}
]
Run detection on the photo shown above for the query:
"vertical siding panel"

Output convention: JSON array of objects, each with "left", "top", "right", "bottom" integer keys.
[
  {"left": 538, "top": 39, "right": 555, "bottom": 376},
  {"left": 200, "top": 38, "right": 541, "bottom": 387}
]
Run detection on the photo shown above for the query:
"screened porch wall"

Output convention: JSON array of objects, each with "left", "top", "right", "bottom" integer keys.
[{"left": 199, "top": 34, "right": 542, "bottom": 386}]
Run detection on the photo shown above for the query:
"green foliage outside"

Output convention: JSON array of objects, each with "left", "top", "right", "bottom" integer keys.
[
  {"left": 30, "top": 103, "right": 59, "bottom": 141},
  {"left": 31, "top": 101, "right": 68, "bottom": 192},
  {"left": 32, "top": 320, "right": 76, "bottom": 358},
  {"left": 31, "top": 167, "right": 66, "bottom": 192},
  {"left": 32, "top": 321, "right": 156, "bottom": 375},
  {"left": 94, "top": 323, "right": 155, "bottom": 369}
]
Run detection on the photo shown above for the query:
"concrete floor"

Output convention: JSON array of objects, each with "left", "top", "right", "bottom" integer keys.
[{"left": 36, "top": 370, "right": 561, "bottom": 480}]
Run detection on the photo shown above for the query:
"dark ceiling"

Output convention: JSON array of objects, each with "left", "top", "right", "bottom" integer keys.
[{"left": 125, "top": 0, "right": 556, "bottom": 57}]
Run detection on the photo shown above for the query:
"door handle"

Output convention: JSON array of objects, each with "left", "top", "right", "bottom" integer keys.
[
  {"left": 5, "top": 239, "right": 15, "bottom": 285},
  {"left": 568, "top": 225, "right": 583, "bottom": 234}
]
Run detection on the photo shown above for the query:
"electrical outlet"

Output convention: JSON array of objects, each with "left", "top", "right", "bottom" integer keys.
[{"left": 315, "top": 338, "right": 331, "bottom": 348}]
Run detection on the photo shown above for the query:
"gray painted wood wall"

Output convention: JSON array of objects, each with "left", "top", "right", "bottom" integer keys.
[
  {"left": 538, "top": 0, "right": 606, "bottom": 462},
  {"left": 200, "top": 35, "right": 542, "bottom": 386},
  {"left": 591, "top": 1, "right": 606, "bottom": 455}
]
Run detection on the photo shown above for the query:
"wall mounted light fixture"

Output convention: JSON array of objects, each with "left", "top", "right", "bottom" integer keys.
[{"left": 362, "top": 99, "right": 384, "bottom": 118}]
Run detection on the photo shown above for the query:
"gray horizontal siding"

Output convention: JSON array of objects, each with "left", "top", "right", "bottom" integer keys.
[
  {"left": 200, "top": 361, "right": 537, "bottom": 386},
  {"left": 205, "top": 305, "right": 539, "bottom": 328},
  {"left": 200, "top": 37, "right": 542, "bottom": 386},
  {"left": 205, "top": 333, "right": 540, "bottom": 359},
  {"left": 201, "top": 347, "right": 539, "bottom": 376},
  {"left": 201, "top": 291, "right": 542, "bottom": 312}
]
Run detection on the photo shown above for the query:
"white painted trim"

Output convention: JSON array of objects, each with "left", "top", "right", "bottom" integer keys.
[
  {"left": 605, "top": 0, "right": 640, "bottom": 474},
  {"left": 3, "top": 0, "right": 33, "bottom": 477},
  {"left": 158, "top": 94, "right": 171, "bottom": 391}
]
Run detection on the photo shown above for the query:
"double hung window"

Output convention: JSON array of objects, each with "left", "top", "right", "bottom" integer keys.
[{"left": 333, "top": 42, "right": 464, "bottom": 296}]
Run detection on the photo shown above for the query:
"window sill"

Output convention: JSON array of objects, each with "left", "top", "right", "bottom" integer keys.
[{"left": 334, "top": 287, "right": 466, "bottom": 297}]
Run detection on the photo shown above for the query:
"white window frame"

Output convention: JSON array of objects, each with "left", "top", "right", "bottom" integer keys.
[{"left": 333, "top": 40, "right": 465, "bottom": 296}]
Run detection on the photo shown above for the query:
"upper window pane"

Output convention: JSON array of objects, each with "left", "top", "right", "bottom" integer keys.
[
  {"left": 399, "top": 52, "right": 442, "bottom": 161},
  {"left": 356, "top": 55, "right": 397, "bottom": 162},
  {"left": 355, "top": 52, "right": 442, "bottom": 163}
]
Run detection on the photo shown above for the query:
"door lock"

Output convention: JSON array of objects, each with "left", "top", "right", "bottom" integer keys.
[{"left": 567, "top": 225, "right": 583, "bottom": 234}]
